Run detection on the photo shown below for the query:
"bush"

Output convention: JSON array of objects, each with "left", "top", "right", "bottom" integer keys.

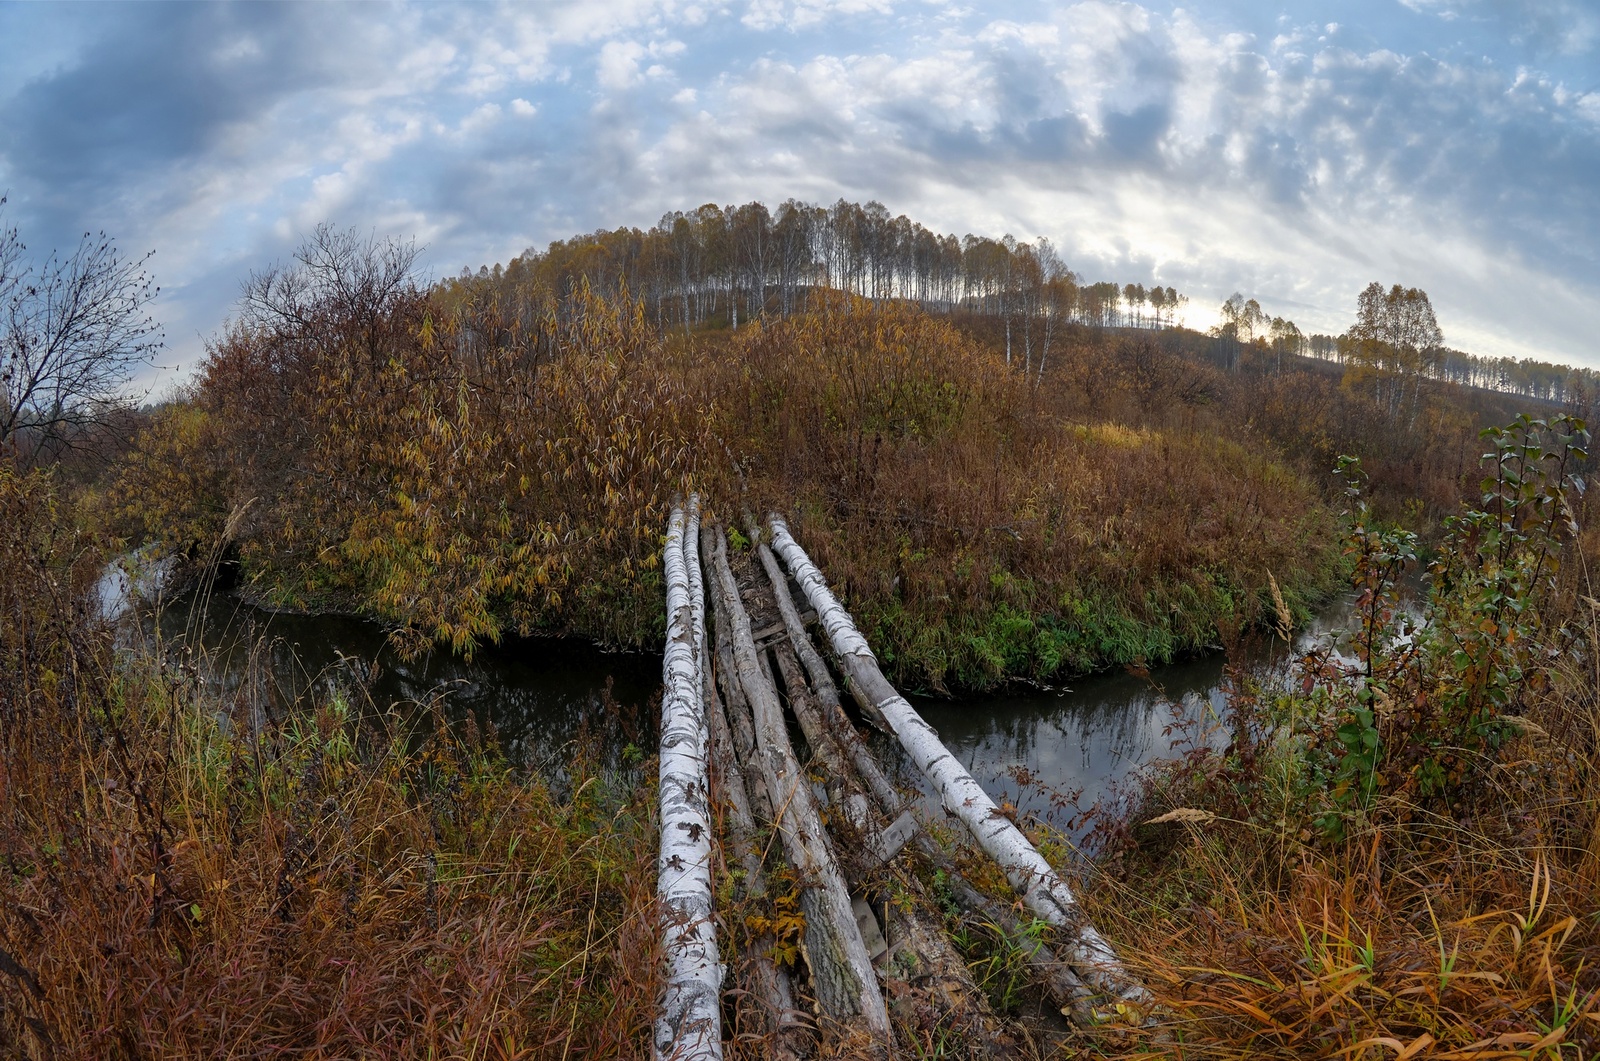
[{"left": 1079, "top": 415, "right": 1600, "bottom": 1057}]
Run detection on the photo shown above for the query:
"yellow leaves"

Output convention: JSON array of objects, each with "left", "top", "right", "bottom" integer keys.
[{"left": 746, "top": 890, "right": 806, "bottom": 968}]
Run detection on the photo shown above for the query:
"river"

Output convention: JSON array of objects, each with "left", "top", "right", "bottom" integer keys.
[{"left": 151, "top": 584, "right": 1375, "bottom": 823}]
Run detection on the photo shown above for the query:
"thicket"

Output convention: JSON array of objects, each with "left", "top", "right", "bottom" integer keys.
[
  {"left": 113, "top": 231, "right": 1339, "bottom": 691},
  {"left": 0, "top": 464, "right": 661, "bottom": 1058},
  {"left": 1075, "top": 415, "right": 1600, "bottom": 1056},
  {"left": 1126, "top": 326, "right": 1564, "bottom": 527},
  {"left": 704, "top": 306, "right": 1335, "bottom": 690}
]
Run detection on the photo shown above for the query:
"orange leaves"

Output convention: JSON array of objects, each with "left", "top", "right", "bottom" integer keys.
[
  {"left": 127, "top": 274, "right": 1334, "bottom": 682},
  {"left": 157, "top": 278, "right": 703, "bottom": 655}
]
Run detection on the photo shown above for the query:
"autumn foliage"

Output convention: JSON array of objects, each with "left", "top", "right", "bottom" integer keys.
[
  {"left": 0, "top": 466, "right": 660, "bottom": 1059},
  {"left": 114, "top": 235, "right": 1340, "bottom": 690}
]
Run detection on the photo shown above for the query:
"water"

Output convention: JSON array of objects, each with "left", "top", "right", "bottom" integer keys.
[
  {"left": 153, "top": 583, "right": 1382, "bottom": 813},
  {"left": 97, "top": 546, "right": 179, "bottom": 624},
  {"left": 899, "top": 590, "right": 1380, "bottom": 836},
  {"left": 152, "top": 591, "right": 660, "bottom": 779}
]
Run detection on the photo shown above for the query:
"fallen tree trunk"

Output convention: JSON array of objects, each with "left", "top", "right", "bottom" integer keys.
[
  {"left": 656, "top": 499, "right": 723, "bottom": 1061},
  {"left": 768, "top": 514, "right": 1148, "bottom": 1013},
  {"left": 753, "top": 539, "right": 901, "bottom": 814},
  {"left": 698, "top": 528, "right": 809, "bottom": 1058},
  {"left": 756, "top": 528, "right": 1100, "bottom": 1025},
  {"left": 764, "top": 638, "right": 873, "bottom": 832},
  {"left": 750, "top": 539, "right": 1024, "bottom": 1055},
  {"left": 704, "top": 684, "right": 811, "bottom": 1058},
  {"left": 707, "top": 528, "right": 892, "bottom": 1048}
]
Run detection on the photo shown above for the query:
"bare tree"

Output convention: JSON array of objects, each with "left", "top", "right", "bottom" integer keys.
[
  {"left": 1, "top": 199, "right": 163, "bottom": 458},
  {"left": 240, "top": 223, "right": 421, "bottom": 356}
]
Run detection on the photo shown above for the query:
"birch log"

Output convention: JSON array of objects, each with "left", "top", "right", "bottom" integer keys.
[
  {"left": 707, "top": 529, "right": 892, "bottom": 1046},
  {"left": 698, "top": 530, "right": 809, "bottom": 1058},
  {"left": 753, "top": 540, "right": 901, "bottom": 815},
  {"left": 753, "top": 543, "right": 1029, "bottom": 1053},
  {"left": 756, "top": 534, "right": 1098, "bottom": 1023},
  {"left": 655, "top": 501, "right": 723, "bottom": 1061},
  {"left": 768, "top": 514, "right": 1148, "bottom": 1011},
  {"left": 710, "top": 593, "right": 771, "bottom": 824}
]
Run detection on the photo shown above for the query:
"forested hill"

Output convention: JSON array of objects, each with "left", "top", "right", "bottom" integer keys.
[
  {"left": 458, "top": 197, "right": 1596, "bottom": 406},
  {"left": 452, "top": 198, "right": 1185, "bottom": 337},
  {"left": 103, "top": 210, "right": 1589, "bottom": 688}
]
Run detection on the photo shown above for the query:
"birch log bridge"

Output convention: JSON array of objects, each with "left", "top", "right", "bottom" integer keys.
[
  {"left": 655, "top": 498, "right": 722, "bottom": 1061},
  {"left": 767, "top": 514, "right": 1150, "bottom": 1014},
  {"left": 655, "top": 503, "right": 1151, "bottom": 1059}
]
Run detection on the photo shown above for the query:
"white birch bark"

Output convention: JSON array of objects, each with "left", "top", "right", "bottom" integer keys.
[
  {"left": 655, "top": 500, "right": 723, "bottom": 1061},
  {"left": 767, "top": 514, "right": 1148, "bottom": 1010},
  {"left": 753, "top": 539, "right": 900, "bottom": 811}
]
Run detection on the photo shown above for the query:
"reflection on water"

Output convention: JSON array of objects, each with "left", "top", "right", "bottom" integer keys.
[
  {"left": 157, "top": 580, "right": 1401, "bottom": 824},
  {"left": 897, "top": 590, "right": 1383, "bottom": 838},
  {"left": 908, "top": 656, "right": 1231, "bottom": 833},
  {"left": 153, "top": 591, "right": 659, "bottom": 781}
]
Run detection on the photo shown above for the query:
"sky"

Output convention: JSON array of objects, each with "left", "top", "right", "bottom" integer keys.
[{"left": 1, "top": 0, "right": 1597, "bottom": 388}]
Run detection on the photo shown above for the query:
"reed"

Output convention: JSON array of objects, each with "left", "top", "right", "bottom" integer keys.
[{"left": 0, "top": 466, "right": 662, "bottom": 1059}]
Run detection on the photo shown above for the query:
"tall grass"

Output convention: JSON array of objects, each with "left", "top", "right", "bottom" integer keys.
[
  {"left": 0, "top": 466, "right": 661, "bottom": 1059},
  {"left": 1067, "top": 417, "right": 1600, "bottom": 1057}
]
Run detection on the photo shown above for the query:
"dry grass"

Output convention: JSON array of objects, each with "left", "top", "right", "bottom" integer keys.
[
  {"left": 0, "top": 466, "right": 662, "bottom": 1059},
  {"left": 1087, "top": 811, "right": 1600, "bottom": 1058},
  {"left": 1071, "top": 620, "right": 1600, "bottom": 1056}
]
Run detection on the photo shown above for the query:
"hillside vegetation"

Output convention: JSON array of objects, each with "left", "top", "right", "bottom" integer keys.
[
  {"left": 6, "top": 203, "right": 1600, "bottom": 1056},
  {"left": 110, "top": 228, "right": 1358, "bottom": 691}
]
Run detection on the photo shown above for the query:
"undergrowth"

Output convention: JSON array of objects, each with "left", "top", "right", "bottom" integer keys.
[
  {"left": 0, "top": 465, "right": 660, "bottom": 1059},
  {"left": 1073, "top": 416, "right": 1600, "bottom": 1058},
  {"left": 111, "top": 251, "right": 1341, "bottom": 691}
]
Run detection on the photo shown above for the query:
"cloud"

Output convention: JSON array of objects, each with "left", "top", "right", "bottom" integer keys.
[
  {"left": 602, "top": 3, "right": 1600, "bottom": 358},
  {"left": 1401, "top": 0, "right": 1600, "bottom": 56},
  {"left": 742, "top": 0, "right": 896, "bottom": 32},
  {"left": 0, "top": 0, "right": 1595, "bottom": 376}
]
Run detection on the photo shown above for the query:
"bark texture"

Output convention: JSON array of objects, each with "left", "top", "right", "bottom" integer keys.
[
  {"left": 707, "top": 528, "right": 892, "bottom": 1047},
  {"left": 655, "top": 498, "right": 723, "bottom": 1060},
  {"left": 698, "top": 527, "right": 810, "bottom": 1060},
  {"left": 767, "top": 513, "right": 1149, "bottom": 1013},
  {"left": 753, "top": 536, "right": 1021, "bottom": 1056}
]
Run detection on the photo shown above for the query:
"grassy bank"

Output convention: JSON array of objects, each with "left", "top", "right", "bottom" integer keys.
[
  {"left": 0, "top": 467, "right": 660, "bottom": 1058},
  {"left": 111, "top": 264, "right": 1343, "bottom": 691},
  {"left": 1069, "top": 417, "right": 1600, "bottom": 1056}
]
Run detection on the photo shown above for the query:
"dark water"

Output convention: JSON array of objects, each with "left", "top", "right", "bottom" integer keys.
[
  {"left": 903, "top": 593, "right": 1372, "bottom": 835},
  {"left": 900, "top": 586, "right": 1411, "bottom": 843},
  {"left": 154, "top": 584, "right": 1373, "bottom": 812},
  {"left": 152, "top": 592, "right": 660, "bottom": 779},
  {"left": 906, "top": 657, "right": 1232, "bottom": 834}
]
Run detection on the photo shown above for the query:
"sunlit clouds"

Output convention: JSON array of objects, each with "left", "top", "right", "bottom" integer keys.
[{"left": 0, "top": 0, "right": 1594, "bottom": 382}]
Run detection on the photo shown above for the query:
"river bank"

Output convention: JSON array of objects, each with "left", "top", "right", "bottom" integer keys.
[
  {"left": 144, "top": 564, "right": 1371, "bottom": 849},
  {"left": 112, "top": 296, "right": 1344, "bottom": 691}
]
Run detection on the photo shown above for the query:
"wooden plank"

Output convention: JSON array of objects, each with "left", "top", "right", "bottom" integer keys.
[{"left": 862, "top": 811, "right": 918, "bottom": 870}]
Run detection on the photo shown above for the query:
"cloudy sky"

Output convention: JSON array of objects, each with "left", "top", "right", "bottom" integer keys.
[{"left": 1, "top": 0, "right": 1596, "bottom": 384}]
